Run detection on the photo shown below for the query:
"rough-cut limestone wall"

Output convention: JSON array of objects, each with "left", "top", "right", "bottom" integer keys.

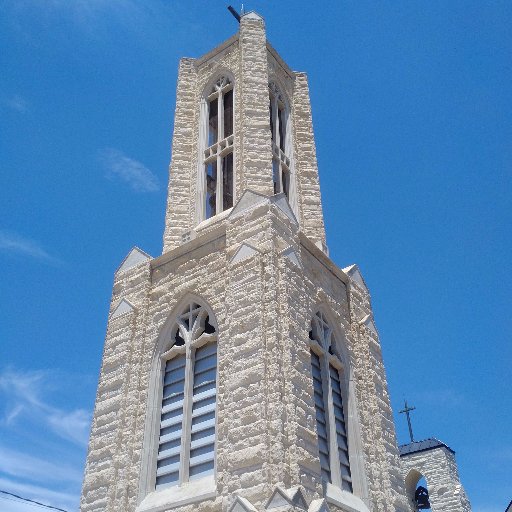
[
  {"left": 346, "top": 273, "right": 410, "bottom": 512},
  {"left": 238, "top": 15, "right": 273, "bottom": 196},
  {"left": 83, "top": 10, "right": 412, "bottom": 512},
  {"left": 163, "top": 57, "right": 198, "bottom": 252},
  {"left": 163, "top": 14, "right": 329, "bottom": 255},
  {"left": 80, "top": 260, "right": 152, "bottom": 512},
  {"left": 81, "top": 198, "right": 413, "bottom": 512},
  {"left": 291, "top": 74, "right": 326, "bottom": 250},
  {"left": 296, "top": 246, "right": 352, "bottom": 498},
  {"left": 223, "top": 203, "right": 278, "bottom": 508},
  {"left": 163, "top": 38, "right": 242, "bottom": 253},
  {"left": 163, "top": 14, "right": 274, "bottom": 253},
  {"left": 401, "top": 448, "right": 471, "bottom": 512},
  {"left": 134, "top": 235, "right": 229, "bottom": 512},
  {"left": 269, "top": 211, "right": 315, "bottom": 494},
  {"left": 191, "top": 39, "right": 240, "bottom": 229}
]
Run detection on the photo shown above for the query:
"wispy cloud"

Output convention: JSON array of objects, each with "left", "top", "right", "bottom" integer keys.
[
  {"left": 0, "top": 231, "right": 60, "bottom": 264},
  {"left": 46, "top": 409, "right": 91, "bottom": 447},
  {"left": 100, "top": 148, "right": 159, "bottom": 192},
  {"left": 3, "top": 95, "right": 28, "bottom": 113},
  {"left": 0, "top": 446, "right": 82, "bottom": 484},
  {"left": 0, "top": 369, "right": 86, "bottom": 511},
  {"left": 0, "top": 369, "right": 90, "bottom": 446}
]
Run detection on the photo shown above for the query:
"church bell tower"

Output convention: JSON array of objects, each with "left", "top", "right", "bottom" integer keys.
[{"left": 80, "top": 11, "right": 413, "bottom": 512}]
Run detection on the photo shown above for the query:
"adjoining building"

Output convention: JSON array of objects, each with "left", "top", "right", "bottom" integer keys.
[{"left": 399, "top": 439, "right": 471, "bottom": 511}]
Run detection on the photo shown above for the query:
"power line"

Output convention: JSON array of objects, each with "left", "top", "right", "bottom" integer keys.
[
  {"left": 0, "top": 494, "right": 51, "bottom": 510},
  {"left": 0, "top": 490, "right": 69, "bottom": 512}
]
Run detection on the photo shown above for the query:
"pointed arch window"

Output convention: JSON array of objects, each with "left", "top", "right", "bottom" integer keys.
[
  {"left": 203, "top": 76, "right": 234, "bottom": 220},
  {"left": 156, "top": 302, "right": 218, "bottom": 489},
  {"left": 309, "top": 311, "right": 353, "bottom": 492},
  {"left": 269, "top": 82, "right": 291, "bottom": 198}
]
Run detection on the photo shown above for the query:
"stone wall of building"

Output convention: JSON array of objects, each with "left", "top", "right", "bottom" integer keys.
[
  {"left": 80, "top": 255, "right": 153, "bottom": 511},
  {"left": 81, "top": 196, "right": 410, "bottom": 512},
  {"left": 163, "top": 14, "right": 326, "bottom": 254},
  {"left": 81, "top": 10, "right": 411, "bottom": 512}
]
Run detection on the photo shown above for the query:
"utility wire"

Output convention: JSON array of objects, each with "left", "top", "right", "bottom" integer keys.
[
  {"left": 0, "top": 494, "right": 51, "bottom": 510},
  {"left": 0, "top": 490, "right": 69, "bottom": 512}
]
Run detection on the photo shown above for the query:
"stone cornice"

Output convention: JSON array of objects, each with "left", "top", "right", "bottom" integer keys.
[
  {"left": 299, "top": 232, "right": 349, "bottom": 287},
  {"left": 266, "top": 41, "right": 296, "bottom": 80},
  {"left": 152, "top": 224, "right": 226, "bottom": 271},
  {"left": 195, "top": 34, "right": 239, "bottom": 67}
]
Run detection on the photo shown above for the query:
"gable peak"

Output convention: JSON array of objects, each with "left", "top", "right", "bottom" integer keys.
[{"left": 116, "top": 246, "right": 151, "bottom": 275}]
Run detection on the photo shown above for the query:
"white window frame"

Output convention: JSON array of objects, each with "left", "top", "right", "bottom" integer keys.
[
  {"left": 199, "top": 75, "right": 235, "bottom": 222},
  {"left": 137, "top": 299, "right": 218, "bottom": 512},
  {"left": 309, "top": 310, "right": 353, "bottom": 492},
  {"left": 269, "top": 81, "right": 292, "bottom": 197}
]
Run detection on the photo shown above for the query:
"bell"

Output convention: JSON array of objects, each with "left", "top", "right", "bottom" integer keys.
[{"left": 415, "top": 486, "right": 431, "bottom": 509}]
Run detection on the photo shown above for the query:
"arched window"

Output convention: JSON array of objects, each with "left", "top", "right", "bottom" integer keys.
[
  {"left": 155, "top": 301, "right": 218, "bottom": 489},
  {"left": 309, "top": 311, "right": 353, "bottom": 492},
  {"left": 269, "top": 82, "right": 291, "bottom": 198},
  {"left": 202, "top": 76, "right": 234, "bottom": 220}
]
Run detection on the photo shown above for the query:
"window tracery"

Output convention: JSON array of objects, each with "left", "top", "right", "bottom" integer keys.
[
  {"left": 269, "top": 81, "right": 291, "bottom": 197},
  {"left": 309, "top": 311, "right": 353, "bottom": 492},
  {"left": 203, "top": 76, "right": 234, "bottom": 220},
  {"left": 156, "top": 302, "right": 218, "bottom": 489}
]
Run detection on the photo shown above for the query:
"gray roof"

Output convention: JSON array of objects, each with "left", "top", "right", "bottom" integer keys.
[{"left": 399, "top": 438, "right": 455, "bottom": 456}]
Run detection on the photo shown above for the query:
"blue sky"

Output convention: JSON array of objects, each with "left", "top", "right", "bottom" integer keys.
[{"left": 0, "top": 1, "right": 510, "bottom": 511}]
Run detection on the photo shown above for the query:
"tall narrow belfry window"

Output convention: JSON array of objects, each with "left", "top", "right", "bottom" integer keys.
[
  {"left": 309, "top": 311, "right": 353, "bottom": 492},
  {"left": 156, "top": 302, "right": 218, "bottom": 489},
  {"left": 269, "top": 82, "right": 291, "bottom": 197},
  {"left": 203, "top": 76, "right": 234, "bottom": 220}
]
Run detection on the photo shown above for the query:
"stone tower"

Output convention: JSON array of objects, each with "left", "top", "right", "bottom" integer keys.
[
  {"left": 399, "top": 439, "right": 471, "bottom": 512},
  {"left": 80, "top": 12, "right": 413, "bottom": 512}
]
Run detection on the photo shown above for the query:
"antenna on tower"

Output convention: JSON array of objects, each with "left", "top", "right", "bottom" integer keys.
[{"left": 227, "top": 5, "right": 241, "bottom": 22}]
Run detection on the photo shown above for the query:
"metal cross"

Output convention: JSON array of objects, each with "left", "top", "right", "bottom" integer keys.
[
  {"left": 399, "top": 399, "right": 416, "bottom": 443},
  {"left": 227, "top": 4, "right": 245, "bottom": 22},
  {"left": 227, "top": 5, "right": 241, "bottom": 22}
]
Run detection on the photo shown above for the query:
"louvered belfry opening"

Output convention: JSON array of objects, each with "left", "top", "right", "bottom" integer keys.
[
  {"left": 311, "top": 350, "right": 331, "bottom": 482},
  {"left": 329, "top": 365, "right": 352, "bottom": 492},
  {"left": 157, "top": 355, "right": 186, "bottom": 488},
  {"left": 156, "top": 302, "right": 218, "bottom": 490},
  {"left": 190, "top": 343, "right": 217, "bottom": 478},
  {"left": 309, "top": 311, "right": 353, "bottom": 492}
]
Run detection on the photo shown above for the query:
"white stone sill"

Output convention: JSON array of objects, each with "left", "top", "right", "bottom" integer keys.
[
  {"left": 195, "top": 207, "right": 233, "bottom": 233},
  {"left": 136, "top": 476, "right": 216, "bottom": 512},
  {"left": 325, "top": 484, "right": 371, "bottom": 512}
]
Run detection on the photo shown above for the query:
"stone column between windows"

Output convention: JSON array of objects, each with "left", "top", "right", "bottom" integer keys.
[
  {"left": 292, "top": 73, "right": 327, "bottom": 249},
  {"left": 238, "top": 14, "right": 274, "bottom": 196},
  {"left": 163, "top": 58, "right": 198, "bottom": 253}
]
